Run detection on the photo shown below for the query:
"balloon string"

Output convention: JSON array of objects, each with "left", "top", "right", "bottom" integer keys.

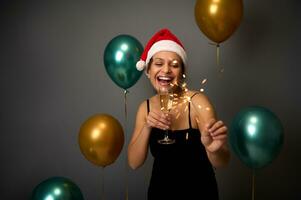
[
  {"left": 252, "top": 169, "right": 255, "bottom": 200},
  {"left": 124, "top": 90, "right": 128, "bottom": 123},
  {"left": 216, "top": 43, "right": 220, "bottom": 66},
  {"left": 101, "top": 167, "right": 105, "bottom": 200},
  {"left": 124, "top": 89, "right": 129, "bottom": 200},
  {"left": 209, "top": 42, "right": 224, "bottom": 74}
]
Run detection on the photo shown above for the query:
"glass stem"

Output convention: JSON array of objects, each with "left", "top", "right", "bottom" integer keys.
[
  {"left": 165, "top": 130, "right": 169, "bottom": 139},
  {"left": 166, "top": 110, "right": 170, "bottom": 139}
]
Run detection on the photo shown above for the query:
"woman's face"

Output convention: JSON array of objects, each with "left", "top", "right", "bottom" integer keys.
[{"left": 147, "top": 51, "right": 184, "bottom": 92}]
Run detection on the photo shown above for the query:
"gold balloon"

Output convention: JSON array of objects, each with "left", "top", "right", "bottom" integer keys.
[
  {"left": 195, "top": 0, "right": 243, "bottom": 43},
  {"left": 78, "top": 114, "right": 124, "bottom": 167}
]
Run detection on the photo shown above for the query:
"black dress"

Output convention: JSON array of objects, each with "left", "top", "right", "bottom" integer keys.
[{"left": 147, "top": 98, "right": 219, "bottom": 200}]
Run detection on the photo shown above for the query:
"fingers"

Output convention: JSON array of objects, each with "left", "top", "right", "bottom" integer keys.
[
  {"left": 147, "top": 117, "right": 169, "bottom": 130},
  {"left": 150, "top": 111, "right": 171, "bottom": 125},
  {"left": 207, "top": 119, "right": 221, "bottom": 131},
  {"left": 146, "top": 110, "right": 171, "bottom": 130},
  {"left": 211, "top": 126, "right": 227, "bottom": 137},
  {"left": 206, "top": 119, "right": 228, "bottom": 139},
  {"left": 212, "top": 133, "right": 227, "bottom": 140}
]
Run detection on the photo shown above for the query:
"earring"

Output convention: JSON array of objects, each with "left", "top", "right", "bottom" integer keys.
[{"left": 147, "top": 74, "right": 150, "bottom": 79}]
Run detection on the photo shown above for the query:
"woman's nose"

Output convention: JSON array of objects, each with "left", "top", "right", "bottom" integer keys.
[{"left": 162, "top": 64, "right": 171, "bottom": 73}]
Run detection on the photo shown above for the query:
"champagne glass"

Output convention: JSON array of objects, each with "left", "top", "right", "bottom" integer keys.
[{"left": 158, "top": 86, "right": 175, "bottom": 144}]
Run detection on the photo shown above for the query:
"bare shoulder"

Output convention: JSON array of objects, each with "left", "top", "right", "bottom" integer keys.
[
  {"left": 188, "top": 90, "right": 216, "bottom": 123},
  {"left": 188, "top": 90, "right": 212, "bottom": 105},
  {"left": 136, "top": 95, "right": 156, "bottom": 120},
  {"left": 149, "top": 95, "right": 158, "bottom": 103}
]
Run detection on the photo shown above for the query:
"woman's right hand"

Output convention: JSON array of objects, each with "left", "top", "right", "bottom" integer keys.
[{"left": 145, "top": 110, "right": 171, "bottom": 130}]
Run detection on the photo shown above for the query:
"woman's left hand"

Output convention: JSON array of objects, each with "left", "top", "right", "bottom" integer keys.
[{"left": 199, "top": 119, "right": 228, "bottom": 153}]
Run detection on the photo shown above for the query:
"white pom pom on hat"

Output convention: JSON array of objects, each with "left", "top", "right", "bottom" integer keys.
[
  {"left": 136, "top": 60, "right": 146, "bottom": 71},
  {"left": 136, "top": 28, "right": 187, "bottom": 71}
]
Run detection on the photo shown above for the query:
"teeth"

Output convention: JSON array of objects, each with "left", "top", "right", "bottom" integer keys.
[{"left": 158, "top": 76, "right": 172, "bottom": 81}]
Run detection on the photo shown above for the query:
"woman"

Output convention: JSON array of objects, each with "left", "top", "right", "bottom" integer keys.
[{"left": 128, "top": 28, "right": 230, "bottom": 199}]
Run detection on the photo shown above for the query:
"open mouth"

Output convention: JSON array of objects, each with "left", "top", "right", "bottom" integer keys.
[{"left": 156, "top": 75, "right": 173, "bottom": 86}]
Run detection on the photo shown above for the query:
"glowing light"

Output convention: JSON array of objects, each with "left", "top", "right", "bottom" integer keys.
[
  {"left": 121, "top": 43, "right": 128, "bottom": 51},
  {"left": 210, "top": 4, "right": 218, "bottom": 14},
  {"left": 45, "top": 195, "right": 54, "bottom": 200},
  {"left": 54, "top": 188, "right": 61, "bottom": 195},
  {"left": 115, "top": 50, "right": 123, "bottom": 61},
  {"left": 247, "top": 124, "right": 256, "bottom": 137},
  {"left": 250, "top": 116, "right": 257, "bottom": 124},
  {"left": 184, "top": 105, "right": 188, "bottom": 112},
  {"left": 198, "top": 77, "right": 208, "bottom": 94},
  {"left": 91, "top": 129, "right": 100, "bottom": 139},
  {"left": 171, "top": 60, "right": 179, "bottom": 66},
  {"left": 100, "top": 122, "right": 106, "bottom": 129}
]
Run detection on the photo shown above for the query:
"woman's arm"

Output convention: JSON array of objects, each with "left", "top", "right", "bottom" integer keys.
[
  {"left": 201, "top": 118, "right": 230, "bottom": 168},
  {"left": 127, "top": 100, "right": 171, "bottom": 169},
  {"left": 191, "top": 93, "right": 230, "bottom": 168},
  {"left": 128, "top": 101, "right": 151, "bottom": 170}
]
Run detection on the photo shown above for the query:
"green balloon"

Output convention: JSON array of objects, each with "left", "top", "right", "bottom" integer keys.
[
  {"left": 31, "top": 177, "right": 84, "bottom": 200},
  {"left": 103, "top": 35, "right": 143, "bottom": 90},
  {"left": 229, "top": 106, "right": 284, "bottom": 169}
]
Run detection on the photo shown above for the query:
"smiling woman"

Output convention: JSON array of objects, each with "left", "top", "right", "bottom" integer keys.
[
  {"left": 127, "top": 28, "right": 230, "bottom": 200},
  {"left": 148, "top": 51, "right": 183, "bottom": 90}
]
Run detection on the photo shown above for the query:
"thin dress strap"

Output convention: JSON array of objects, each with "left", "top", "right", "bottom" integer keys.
[
  {"left": 188, "top": 93, "right": 199, "bottom": 129},
  {"left": 147, "top": 99, "right": 150, "bottom": 113}
]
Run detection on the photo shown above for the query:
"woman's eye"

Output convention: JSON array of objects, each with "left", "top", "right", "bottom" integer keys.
[
  {"left": 155, "top": 63, "right": 163, "bottom": 66},
  {"left": 170, "top": 60, "right": 180, "bottom": 68}
]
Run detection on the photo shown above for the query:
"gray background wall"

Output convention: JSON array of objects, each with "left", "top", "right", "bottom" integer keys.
[{"left": 1, "top": 0, "right": 300, "bottom": 199}]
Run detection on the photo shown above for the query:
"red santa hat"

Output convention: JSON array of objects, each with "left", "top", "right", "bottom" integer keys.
[{"left": 136, "top": 28, "right": 187, "bottom": 71}]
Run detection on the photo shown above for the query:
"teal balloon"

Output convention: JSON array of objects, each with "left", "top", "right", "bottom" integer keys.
[
  {"left": 229, "top": 106, "right": 284, "bottom": 169},
  {"left": 103, "top": 34, "right": 143, "bottom": 89},
  {"left": 31, "top": 177, "right": 84, "bottom": 200}
]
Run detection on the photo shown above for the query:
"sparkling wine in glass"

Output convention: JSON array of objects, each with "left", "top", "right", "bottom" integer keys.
[{"left": 158, "top": 86, "right": 175, "bottom": 144}]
